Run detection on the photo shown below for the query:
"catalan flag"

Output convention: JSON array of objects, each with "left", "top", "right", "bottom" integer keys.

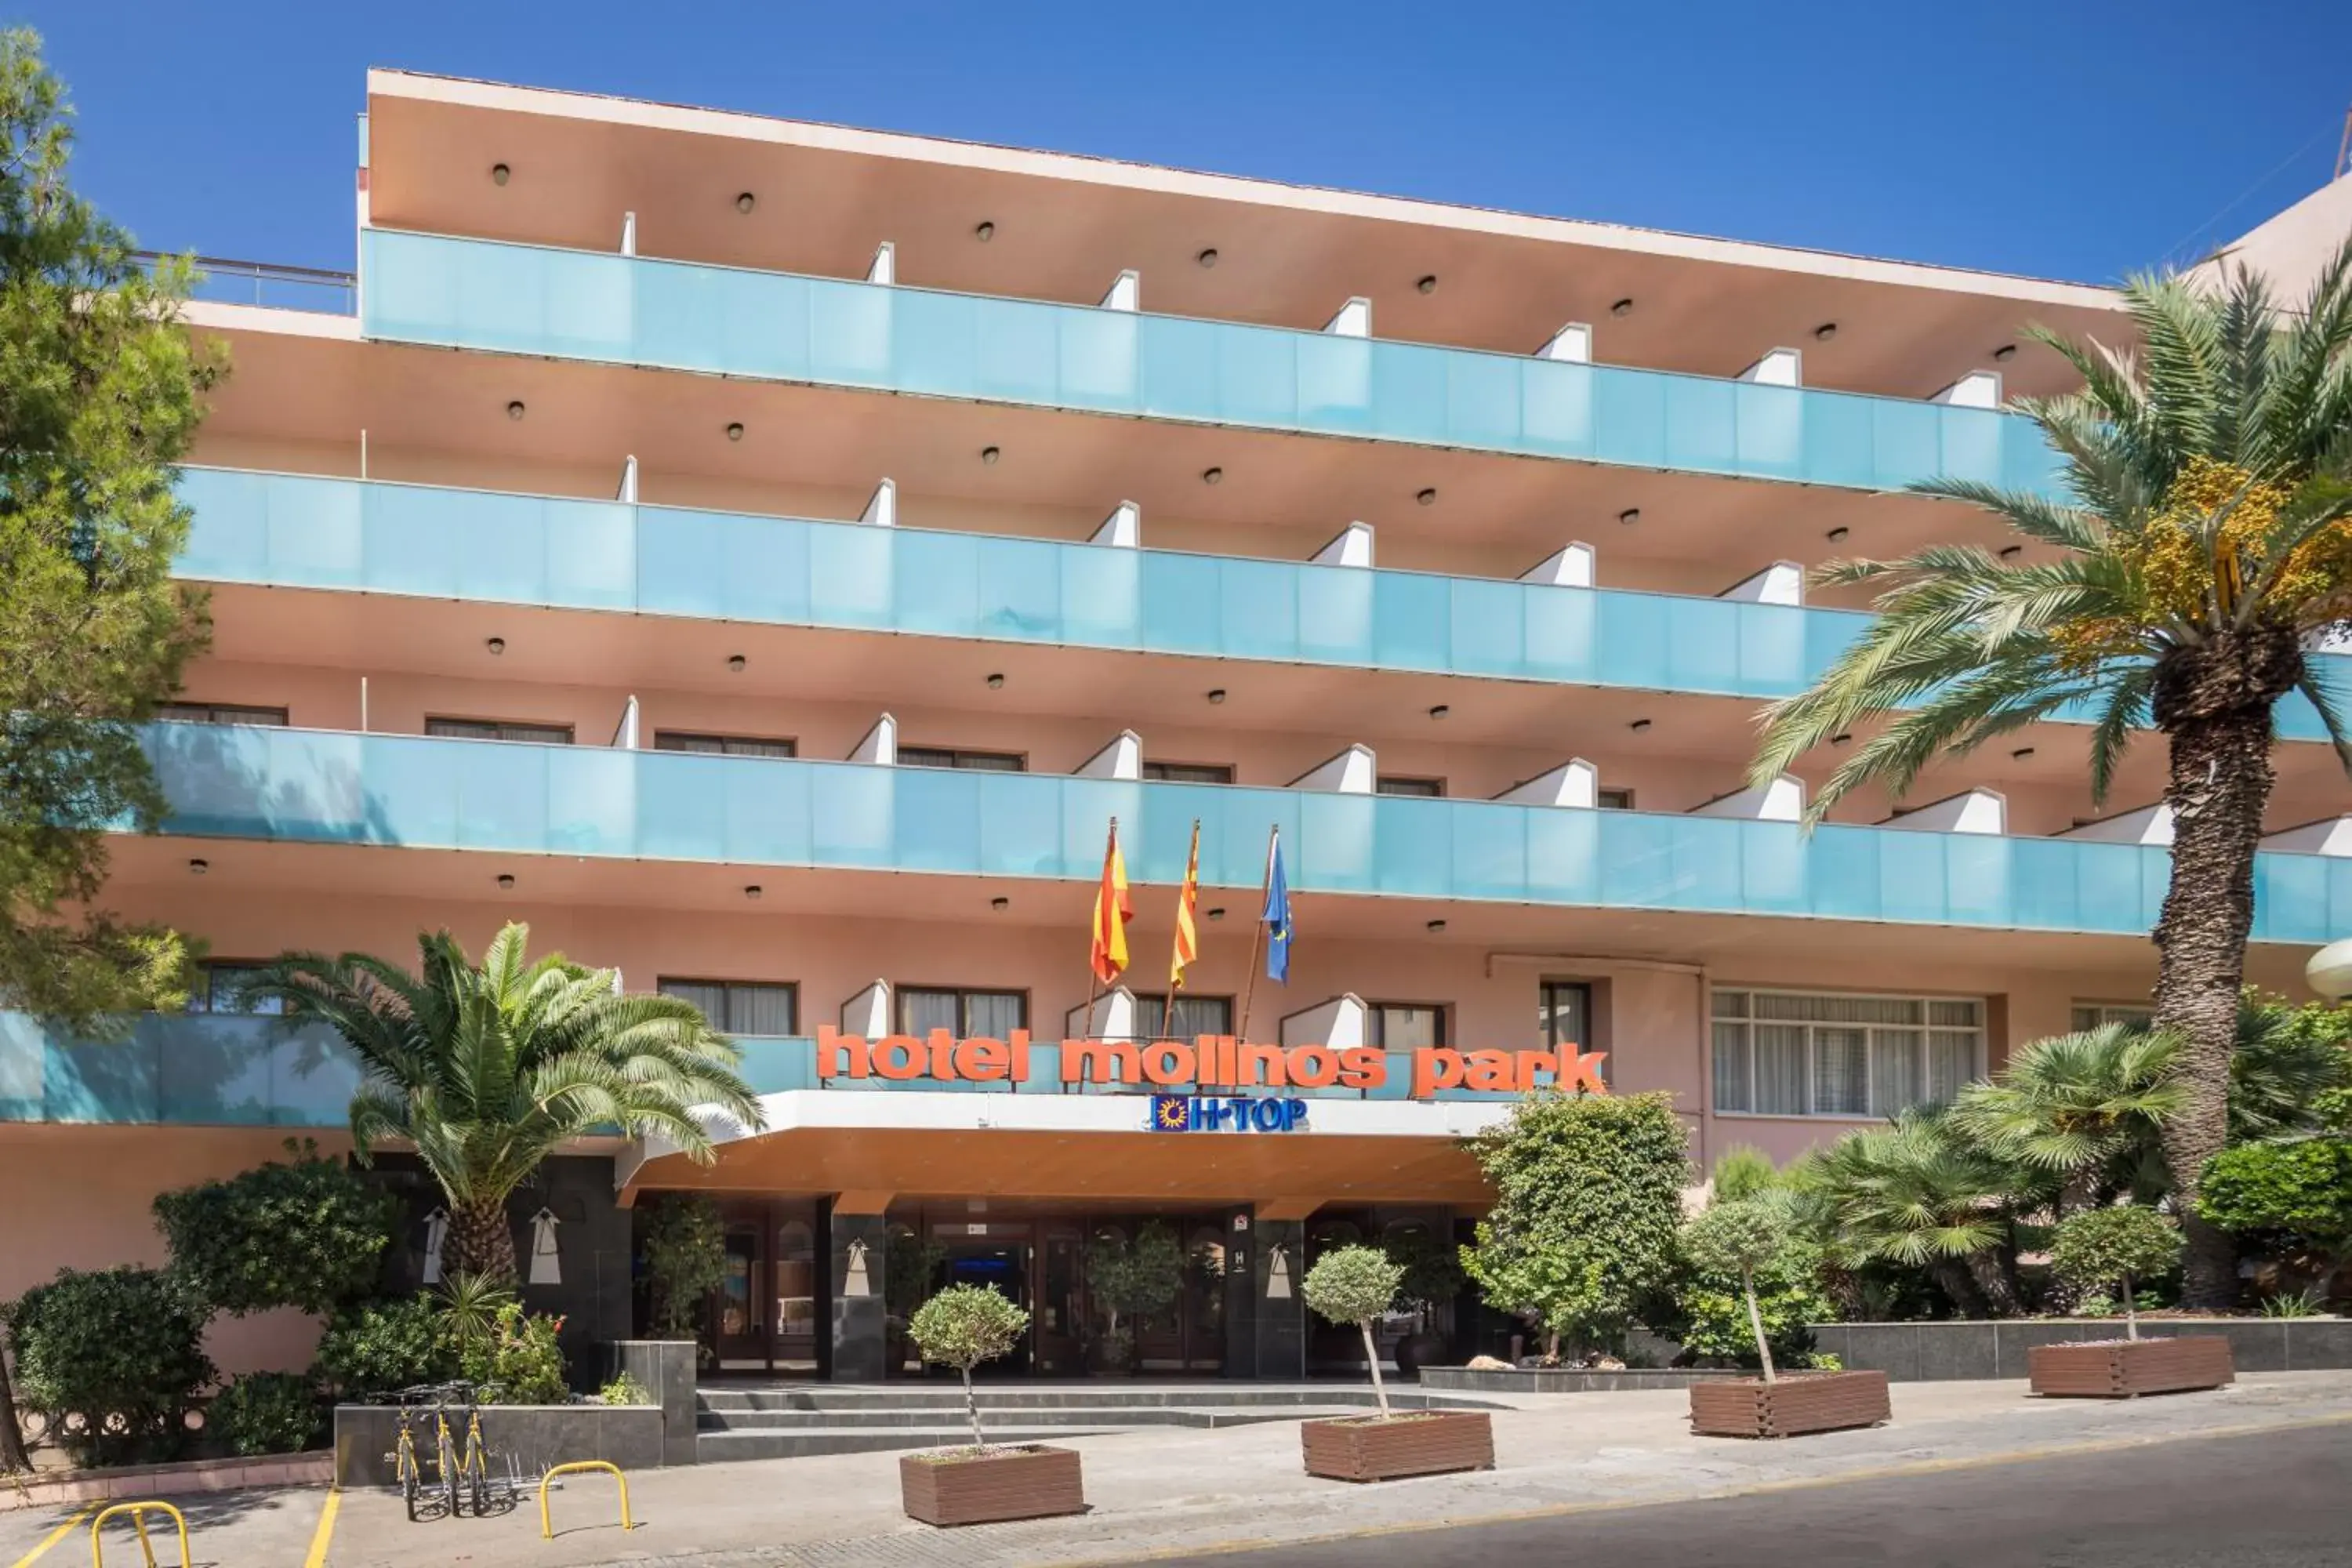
[
  {"left": 1089, "top": 818, "right": 1133, "bottom": 985},
  {"left": 1170, "top": 818, "right": 1202, "bottom": 991}
]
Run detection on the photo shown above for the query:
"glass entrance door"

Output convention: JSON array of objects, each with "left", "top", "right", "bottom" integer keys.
[
  {"left": 714, "top": 1221, "right": 767, "bottom": 1370},
  {"left": 941, "top": 1244, "right": 1030, "bottom": 1374}
]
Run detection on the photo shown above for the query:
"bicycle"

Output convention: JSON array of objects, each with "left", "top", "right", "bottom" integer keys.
[
  {"left": 383, "top": 1381, "right": 483, "bottom": 1521},
  {"left": 453, "top": 1382, "right": 509, "bottom": 1516}
]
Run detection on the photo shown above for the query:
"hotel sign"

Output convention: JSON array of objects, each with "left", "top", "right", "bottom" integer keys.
[
  {"left": 1152, "top": 1094, "right": 1308, "bottom": 1133},
  {"left": 815, "top": 1028, "right": 1607, "bottom": 1100}
]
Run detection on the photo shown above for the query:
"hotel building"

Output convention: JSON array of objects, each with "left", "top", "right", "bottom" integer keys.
[{"left": 5, "top": 74, "right": 2349, "bottom": 1383}]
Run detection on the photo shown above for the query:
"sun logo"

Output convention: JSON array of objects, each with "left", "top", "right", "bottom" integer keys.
[{"left": 1152, "top": 1095, "right": 1192, "bottom": 1132}]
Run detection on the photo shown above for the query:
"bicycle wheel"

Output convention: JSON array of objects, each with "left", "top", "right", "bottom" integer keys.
[
  {"left": 437, "top": 1423, "right": 459, "bottom": 1519},
  {"left": 400, "top": 1434, "right": 419, "bottom": 1523}
]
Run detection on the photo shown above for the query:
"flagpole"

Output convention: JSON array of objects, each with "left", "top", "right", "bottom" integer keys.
[{"left": 1237, "top": 824, "right": 1276, "bottom": 1044}]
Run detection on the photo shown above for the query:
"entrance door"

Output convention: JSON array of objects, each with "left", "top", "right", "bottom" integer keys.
[
  {"left": 714, "top": 1221, "right": 768, "bottom": 1370},
  {"left": 941, "top": 1244, "right": 1030, "bottom": 1374}
]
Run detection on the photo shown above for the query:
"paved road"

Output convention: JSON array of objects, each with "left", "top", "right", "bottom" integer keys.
[{"left": 1148, "top": 1423, "right": 2352, "bottom": 1568}]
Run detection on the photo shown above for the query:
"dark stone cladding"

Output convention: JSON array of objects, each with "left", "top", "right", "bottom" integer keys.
[
  {"left": 332, "top": 1403, "right": 666, "bottom": 1488},
  {"left": 1807, "top": 1319, "right": 2352, "bottom": 1381}
]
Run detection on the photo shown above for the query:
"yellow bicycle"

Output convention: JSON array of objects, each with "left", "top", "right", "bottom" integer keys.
[{"left": 387, "top": 1381, "right": 487, "bottom": 1520}]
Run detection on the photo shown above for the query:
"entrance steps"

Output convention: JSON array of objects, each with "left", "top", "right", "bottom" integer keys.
[{"left": 693, "top": 1382, "right": 1499, "bottom": 1462}]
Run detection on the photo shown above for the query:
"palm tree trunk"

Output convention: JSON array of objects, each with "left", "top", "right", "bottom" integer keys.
[
  {"left": 448, "top": 1198, "right": 519, "bottom": 1282},
  {"left": 2153, "top": 688, "right": 2281, "bottom": 1312},
  {"left": 0, "top": 1330, "right": 30, "bottom": 1472}
]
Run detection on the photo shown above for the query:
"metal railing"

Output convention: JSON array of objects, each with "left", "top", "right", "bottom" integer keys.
[{"left": 132, "top": 250, "right": 355, "bottom": 314}]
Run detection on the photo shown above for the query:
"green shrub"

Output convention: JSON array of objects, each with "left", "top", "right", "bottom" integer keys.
[
  {"left": 2, "top": 1267, "right": 212, "bottom": 1466},
  {"left": 1709, "top": 1145, "right": 1781, "bottom": 1203},
  {"left": 1461, "top": 1091, "right": 1690, "bottom": 1357},
  {"left": 209, "top": 1371, "right": 323, "bottom": 1456},
  {"left": 1381, "top": 1226, "right": 1465, "bottom": 1319},
  {"left": 637, "top": 1194, "right": 727, "bottom": 1338},
  {"left": 152, "top": 1141, "right": 399, "bottom": 1317},
  {"left": 313, "top": 1295, "right": 456, "bottom": 1397},
  {"left": 2198, "top": 1138, "right": 2352, "bottom": 1258},
  {"left": 908, "top": 1285, "right": 1031, "bottom": 1448},
  {"left": 1085, "top": 1222, "right": 1184, "bottom": 1368},
  {"left": 597, "top": 1373, "right": 652, "bottom": 1406},
  {"left": 459, "top": 1304, "right": 568, "bottom": 1405},
  {"left": 1669, "top": 1203, "right": 1832, "bottom": 1376},
  {"left": 2049, "top": 1207, "right": 2181, "bottom": 1340}
]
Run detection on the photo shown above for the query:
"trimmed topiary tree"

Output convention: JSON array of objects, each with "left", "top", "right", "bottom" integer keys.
[
  {"left": 2049, "top": 1206, "right": 2183, "bottom": 1341},
  {"left": 152, "top": 1140, "right": 399, "bottom": 1317},
  {"left": 1301, "top": 1246, "right": 1407, "bottom": 1417},
  {"left": 1680, "top": 1200, "right": 1793, "bottom": 1383},
  {"left": 2, "top": 1267, "right": 212, "bottom": 1466},
  {"left": 1084, "top": 1222, "right": 1183, "bottom": 1371},
  {"left": 637, "top": 1193, "right": 728, "bottom": 1340},
  {"left": 907, "top": 1284, "right": 1031, "bottom": 1450}
]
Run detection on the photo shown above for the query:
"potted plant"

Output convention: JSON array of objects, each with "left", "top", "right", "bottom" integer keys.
[
  {"left": 1681, "top": 1200, "right": 1891, "bottom": 1439},
  {"left": 898, "top": 1285, "right": 1083, "bottom": 1526},
  {"left": 1083, "top": 1223, "right": 1182, "bottom": 1374},
  {"left": 1383, "top": 1226, "right": 1465, "bottom": 1377},
  {"left": 2031, "top": 1207, "right": 2233, "bottom": 1397},
  {"left": 1298, "top": 1246, "right": 1494, "bottom": 1482}
]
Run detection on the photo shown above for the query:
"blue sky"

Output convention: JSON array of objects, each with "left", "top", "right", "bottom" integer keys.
[{"left": 20, "top": 0, "right": 2352, "bottom": 284}]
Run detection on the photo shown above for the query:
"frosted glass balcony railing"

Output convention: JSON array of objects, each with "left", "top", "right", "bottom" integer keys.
[
  {"left": 0, "top": 1011, "right": 360, "bottom": 1126},
  {"left": 361, "top": 228, "right": 2065, "bottom": 498},
  {"left": 173, "top": 467, "right": 2348, "bottom": 739},
  {"left": 143, "top": 725, "right": 2350, "bottom": 944}
]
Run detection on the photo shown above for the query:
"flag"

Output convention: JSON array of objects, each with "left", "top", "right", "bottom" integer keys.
[
  {"left": 1170, "top": 819, "right": 1201, "bottom": 991},
  {"left": 1089, "top": 818, "right": 1133, "bottom": 985},
  {"left": 1261, "top": 826, "right": 1291, "bottom": 984}
]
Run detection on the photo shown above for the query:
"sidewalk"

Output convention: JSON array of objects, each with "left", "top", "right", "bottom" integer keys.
[{"left": 9, "top": 1373, "right": 2351, "bottom": 1566}]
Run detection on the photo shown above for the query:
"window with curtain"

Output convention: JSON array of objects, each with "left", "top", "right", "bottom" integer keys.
[
  {"left": 1133, "top": 993, "right": 1235, "bottom": 1040},
  {"left": 1366, "top": 1004, "right": 1446, "bottom": 1049},
  {"left": 657, "top": 978, "right": 797, "bottom": 1036},
  {"left": 1539, "top": 982, "right": 1599, "bottom": 1082},
  {"left": 426, "top": 717, "right": 575, "bottom": 745},
  {"left": 187, "top": 963, "right": 282, "bottom": 1014},
  {"left": 1142, "top": 761, "right": 1235, "bottom": 784},
  {"left": 1711, "top": 989, "right": 1984, "bottom": 1118},
  {"left": 2071, "top": 1003, "right": 2154, "bottom": 1033},
  {"left": 896, "top": 987, "right": 1028, "bottom": 1036},
  {"left": 654, "top": 731, "right": 797, "bottom": 759},
  {"left": 898, "top": 746, "right": 1025, "bottom": 771},
  {"left": 1374, "top": 776, "right": 1444, "bottom": 797},
  {"left": 156, "top": 702, "right": 289, "bottom": 727}
]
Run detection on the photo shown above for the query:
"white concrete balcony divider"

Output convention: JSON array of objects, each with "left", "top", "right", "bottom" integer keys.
[
  {"left": 1323, "top": 297, "right": 1372, "bottom": 337},
  {"left": 1933, "top": 370, "right": 2003, "bottom": 408},
  {"left": 1739, "top": 348, "right": 1802, "bottom": 387},
  {"left": 1289, "top": 744, "right": 1376, "bottom": 794},
  {"left": 1517, "top": 543, "right": 1597, "bottom": 588},
  {"left": 616, "top": 454, "right": 638, "bottom": 503},
  {"left": 1311, "top": 522, "right": 1375, "bottom": 568},
  {"left": 611, "top": 695, "right": 641, "bottom": 750},
  {"left": 849, "top": 713, "right": 897, "bottom": 765},
  {"left": 1090, "top": 500, "right": 1141, "bottom": 547},
  {"left": 619, "top": 211, "right": 637, "bottom": 257},
  {"left": 2261, "top": 815, "right": 2352, "bottom": 856},
  {"left": 858, "top": 478, "right": 897, "bottom": 528},
  {"left": 1716, "top": 561, "right": 1806, "bottom": 606},
  {"left": 1882, "top": 788, "right": 2008, "bottom": 834},
  {"left": 865, "top": 241, "right": 895, "bottom": 285},
  {"left": 1099, "top": 270, "right": 1139, "bottom": 312},
  {"left": 1689, "top": 775, "right": 1806, "bottom": 822},
  {"left": 1535, "top": 322, "right": 1593, "bottom": 363},
  {"left": 1279, "top": 994, "right": 1369, "bottom": 1050},
  {"left": 840, "top": 980, "right": 891, "bottom": 1036},
  {"left": 1074, "top": 731, "right": 1143, "bottom": 780},
  {"left": 1494, "top": 758, "right": 1601, "bottom": 809},
  {"left": 1067, "top": 987, "right": 1138, "bottom": 1041},
  {"left": 2056, "top": 804, "right": 2175, "bottom": 846}
]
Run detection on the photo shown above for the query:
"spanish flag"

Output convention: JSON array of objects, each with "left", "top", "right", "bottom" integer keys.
[
  {"left": 1170, "top": 819, "right": 1202, "bottom": 991},
  {"left": 1089, "top": 818, "right": 1133, "bottom": 985}
]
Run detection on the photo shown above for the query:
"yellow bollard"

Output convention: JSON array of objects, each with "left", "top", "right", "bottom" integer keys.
[
  {"left": 536, "top": 1460, "right": 634, "bottom": 1541},
  {"left": 88, "top": 1501, "right": 192, "bottom": 1568}
]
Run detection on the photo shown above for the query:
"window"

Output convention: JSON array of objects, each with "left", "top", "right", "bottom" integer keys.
[
  {"left": 1598, "top": 788, "right": 1635, "bottom": 810},
  {"left": 156, "top": 702, "right": 288, "bottom": 727},
  {"left": 2072, "top": 1003, "right": 2154, "bottom": 1033},
  {"left": 1375, "top": 776, "right": 1444, "bottom": 798},
  {"left": 187, "top": 963, "right": 281, "bottom": 1015},
  {"left": 1540, "top": 981, "right": 1599, "bottom": 1081},
  {"left": 1366, "top": 1003, "right": 1446, "bottom": 1049},
  {"left": 1711, "top": 989, "right": 1983, "bottom": 1118},
  {"left": 898, "top": 746, "right": 1025, "bottom": 772},
  {"left": 897, "top": 986, "right": 1027, "bottom": 1036},
  {"left": 426, "top": 717, "right": 574, "bottom": 745},
  {"left": 659, "top": 978, "right": 797, "bottom": 1036},
  {"left": 1132, "top": 993, "right": 1234, "bottom": 1040},
  {"left": 1143, "top": 761, "right": 1234, "bottom": 785},
  {"left": 655, "top": 731, "right": 796, "bottom": 759}
]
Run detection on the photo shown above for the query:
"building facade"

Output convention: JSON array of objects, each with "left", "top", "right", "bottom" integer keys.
[{"left": 5, "top": 73, "right": 2348, "bottom": 1381}]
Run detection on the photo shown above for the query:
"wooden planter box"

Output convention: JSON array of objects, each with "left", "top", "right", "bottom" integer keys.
[
  {"left": 1300, "top": 1410, "right": 1494, "bottom": 1483},
  {"left": 898, "top": 1445, "right": 1084, "bottom": 1526},
  {"left": 2027, "top": 1336, "right": 2235, "bottom": 1398},
  {"left": 1689, "top": 1370, "right": 1892, "bottom": 1439}
]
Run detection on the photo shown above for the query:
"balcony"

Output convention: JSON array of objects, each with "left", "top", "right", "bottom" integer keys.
[
  {"left": 143, "top": 725, "right": 2350, "bottom": 943},
  {"left": 360, "top": 228, "right": 2065, "bottom": 498},
  {"left": 174, "top": 467, "right": 2347, "bottom": 741}
]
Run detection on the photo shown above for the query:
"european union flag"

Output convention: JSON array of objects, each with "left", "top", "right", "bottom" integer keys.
[
  {"left": 1151, "top": 1094, "right": 1192, "bottom": 1132},
  {"left": 1262, "top": 827, "right": 1291, "bottom": 985}
]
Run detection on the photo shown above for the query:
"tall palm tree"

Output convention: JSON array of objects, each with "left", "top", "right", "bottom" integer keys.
[
  {"left": 245, "top": 923, "right": 763, "bottom": 1280},
  {"left": 1947, "top": 1025, "right": 2183, "bottom": 1213},
  {"left": 1753, "top": 240, "right": 2352, "bottom": 1308}
]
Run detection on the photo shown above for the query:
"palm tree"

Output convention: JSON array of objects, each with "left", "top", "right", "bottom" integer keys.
[
  {"left": 245, "top": 923, "right": 763, "bottom": 1280},
  {"left": 1795, "top": 1110, "right": 2037, "bottom": 1317},
  {"left": 1947, "top": 1024, "right": 2183, "bottom": 1213},
  {"left": 1752, "top": 241, "right": 2352, "bottom": 1308}
]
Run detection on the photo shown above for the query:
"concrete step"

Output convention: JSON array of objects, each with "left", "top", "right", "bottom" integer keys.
[
  {"left": 695, "top": 1425, "right": 1134, "bottom": 1461},
  {"left": 697, "top": 1404, "right": 1355, "bottom": 1432}
]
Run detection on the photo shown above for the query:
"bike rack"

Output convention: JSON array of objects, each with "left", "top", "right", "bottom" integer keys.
[
  {"left": 89, "top": 1501, "right": 192, "bottom": 1568},
  {"left": 538, "top": 1460, "right": 634, "bottom": 1540}
]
